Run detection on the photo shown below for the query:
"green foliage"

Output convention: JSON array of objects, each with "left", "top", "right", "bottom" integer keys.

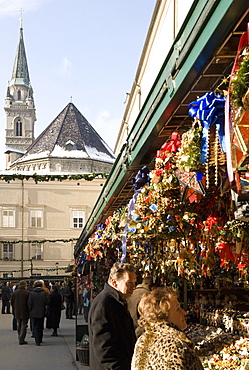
[
  {"left": 231, "top": 53, "right": 249, "bottom": 108},
  {"left": 0, "top": 172, "right": 108, "bottom": 183}
]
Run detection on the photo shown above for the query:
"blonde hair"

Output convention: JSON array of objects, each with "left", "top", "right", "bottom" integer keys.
[{"left": 138, "top": 287, "right": 179, "bottom": 327}]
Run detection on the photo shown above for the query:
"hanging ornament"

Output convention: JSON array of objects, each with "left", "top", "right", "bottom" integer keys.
[{"left": 175, "top": 170, "right": 205, "bottom": 202}]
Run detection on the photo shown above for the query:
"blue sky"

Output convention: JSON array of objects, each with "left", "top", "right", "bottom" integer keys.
[{"left": 0, "top": 0, "right": 156, "bottom": 169}]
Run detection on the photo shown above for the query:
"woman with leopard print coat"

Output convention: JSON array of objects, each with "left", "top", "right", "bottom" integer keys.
[{"left": 131, "top": 287, "right": 203, "bottom": 370}]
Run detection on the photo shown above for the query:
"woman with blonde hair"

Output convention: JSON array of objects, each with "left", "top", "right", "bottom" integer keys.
[{"left": 131, "top": 287, "right": 203, "bottom": 370}]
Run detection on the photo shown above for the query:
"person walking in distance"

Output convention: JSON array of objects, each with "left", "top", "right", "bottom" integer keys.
[
  {"left": 88, "top": 262, "right": 137, "bottom": 370},
  {"left": 46, "top": 285, "right": 62, "bottom": 336},
  {"left": 63, "top": 281, "right": 75, "bottom": 319},
  {"left": 1, "top": 282, "right": 12, "bottom": 314},
  {"left": 10, "top": 280, "right": 30, "bottom": 345},
  {"left": 28, "top": 280, "right": 49, "bottom": 346}
]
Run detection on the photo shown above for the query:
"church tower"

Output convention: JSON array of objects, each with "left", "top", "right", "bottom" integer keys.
[{"left": 4, "top": 19, "right": 36, "bottom": 168}]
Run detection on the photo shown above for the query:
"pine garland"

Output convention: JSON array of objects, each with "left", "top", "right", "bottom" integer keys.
[
  {"left": 0, "top": 238, "right": 78, "bottom": 244},
  {"left": 0, "top": 172, "right": 108, "bottom": 183},
  {"left": 0, "top": 266, "right": 68, "bottom": 273},
  {"left": 231, "top": 52, "right": 249, "bottom": 108}
]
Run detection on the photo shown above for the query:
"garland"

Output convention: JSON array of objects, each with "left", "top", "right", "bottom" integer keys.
[
  {"left": 230, "top": 51, "right": 249, "bottom": 108},
  {"left": 0, "top": 238, "right": 79, "bottom": 244},
  {"left": 0, "top": 172, "right": 108, "bottom": 183},
  {"left": 0, "top": 266, "right": 67, "bottom": 273},
  {"left": 0, "top": 258, "right": 32, "bottom": 262}
]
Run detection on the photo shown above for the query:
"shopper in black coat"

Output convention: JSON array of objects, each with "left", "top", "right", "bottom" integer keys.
[
  {"left": 63, "top": 281, "right": 75, "bottom": 319},
  {"left": 11, "top": 280, "right": 30, "bottom": 344},
  {"left": 1, "top": 282, "right": 12, "bottom": 314},
  {"left": 46, "top": 285, "right": 62, "bottom": 336},
  {"left": 28, "top": 280, "right": 49, "bottom": 346},
  {"left": 88, "top": 262, "right": 137, "bottom": 370}
]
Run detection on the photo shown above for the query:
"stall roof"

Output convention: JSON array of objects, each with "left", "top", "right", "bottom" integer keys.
[{"left": 75, "top": 0, "right": 249, "bottom": 256}]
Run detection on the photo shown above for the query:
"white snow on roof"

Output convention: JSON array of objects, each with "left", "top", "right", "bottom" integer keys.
[
  {"left": 84, "top": 145, "right": 115, "bottom": 163},
  {"left": 5, "top": 147, "right": 26, "bottom": 154},
  {"left": 15, "top": 150, "right": 50, "bottom": 162},
  {"left": 10, "top": 144, "right": 116, "bottom": 165},
  {"left": 0, "top": 170, "right": 101, "bottom": 176},
  {"left": 50, "top": 145, "right": 89, "bottom": 158}
]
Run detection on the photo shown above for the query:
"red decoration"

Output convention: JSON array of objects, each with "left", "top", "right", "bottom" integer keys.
[{"left": 161, "top": 132, "right": 181, "bottom": 153}]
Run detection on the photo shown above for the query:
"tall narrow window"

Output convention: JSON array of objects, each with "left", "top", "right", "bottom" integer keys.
[
  {"left": 15, "top": 120, "right": 22, "bottom": 136},
  {"left": 72, "top": 210, "right": 85, "bottom": 228},
  {"left": 3, "top": 243, "right": 14, "bottom": 259},
  {"left": 17, "top": 90, "right": 21, "bottom": 100},
  {"left": 31, "top": 243, "right": 43, "bottom": 260},
  {"left": 2, "top": 209, "right": 15, "bottom": 227},
  {"left": 30, "top": 210, "right": 43, "bottom": 228}
]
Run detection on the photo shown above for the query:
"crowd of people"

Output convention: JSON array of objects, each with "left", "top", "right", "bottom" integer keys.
[
  {"left": 1, "top": 263, "right": 204, "bottom": 369},
  {"left": 88, "top": 262, "right": 204, "bottom": 370},
  {"left": 0, "top": 279, "right": 78, "bottom": 346}
]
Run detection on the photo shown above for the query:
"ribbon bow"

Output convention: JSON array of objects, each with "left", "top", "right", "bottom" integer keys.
[
  {"left": 188, "top": 92, "right": 226, "bottom": 164},
  {"left": 132, "top": 166, "right": 150, "bottom": 190},
  {"left": 157, "top": 132, "right": 181, "bottom": 158}
]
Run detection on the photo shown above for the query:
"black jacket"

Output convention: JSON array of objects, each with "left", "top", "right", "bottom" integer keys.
[
  {"left": 2, "top": 285, "right": 11, "bottom": 300},
  {"left": 46, "top": 291, "right": 62, "bottom": 329},
  {"left": 11, "top": 287, "right": 30, "bottom": 320},
  {"left": 88, "top": 283, "right": 136, "bottom": 370},
  {"left": 28, "top": 287, "right": 49, "bottom": 318}
]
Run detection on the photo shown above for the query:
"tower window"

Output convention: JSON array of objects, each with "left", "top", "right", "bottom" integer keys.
[
  {"left": 17, "top": 90, "right": 21, "bottom": 100},
  {"left": 65, "top": 140, "right": 77, "bottom": 151},
  {"left": 15, "top": 120, "right": 22, "bottom": 136}
]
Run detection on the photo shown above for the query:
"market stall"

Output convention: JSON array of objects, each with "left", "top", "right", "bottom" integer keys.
[{"left": 75, "top": 24, "right": 249, "bottom": 368}]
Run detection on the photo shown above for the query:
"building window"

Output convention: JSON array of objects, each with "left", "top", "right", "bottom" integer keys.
[
  {"left": 3, "top": 273, "right": 13, "bottom": 278},
  {"left": 31, "top": 243, "right": 43, "bottom": 260},
  {"left": 17, "top": 90, "right": 21, "bottom": 100},
  {"left": 72, "top": 210, "right": 85, "bottom": 228},
  {"left": 15, "top": 120, "right": 22, "bottom": 136},
  {"left": 2, "top": 209, "right": 15, "bottom": 228},
  {"left": 3, "top": 243, "right": 14, "bottom": 260},
  {"left": 30, "top": 210, "right": 43, "bottom": 228}
]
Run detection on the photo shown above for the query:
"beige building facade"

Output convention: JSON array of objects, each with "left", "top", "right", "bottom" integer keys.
[{"left": 0, "top": 176, "right": 105, "bottom": 278}]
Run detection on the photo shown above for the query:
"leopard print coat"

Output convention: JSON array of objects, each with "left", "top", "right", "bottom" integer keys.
[{"left": 131, "top": 322, "right": 204, "bottom": 370}]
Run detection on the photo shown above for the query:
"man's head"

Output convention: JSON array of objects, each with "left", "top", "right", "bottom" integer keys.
[
  {"left": 19, "top": 280, "right": 27, "bottom": 289},
  {"left": 142, "top": 276, "right": 153, "bottom": 287},
  {"left": 34, "top": 280, "right": 43, "bottom": 287},
  {"left": 108, "top": 262, "right": 136, "bottom": 299}
]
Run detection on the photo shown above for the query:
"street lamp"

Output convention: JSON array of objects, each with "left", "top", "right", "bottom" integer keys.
[{"left": 55, "top": 262, "right": 59, "bottom": 275}]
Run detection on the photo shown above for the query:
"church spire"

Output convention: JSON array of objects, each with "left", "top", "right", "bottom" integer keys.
[
  {"left": 4, "top": 20, "right": 36, "bottom": 169},
  {"left": 10, "top": 21, "right": 30, "bottom": 87}
]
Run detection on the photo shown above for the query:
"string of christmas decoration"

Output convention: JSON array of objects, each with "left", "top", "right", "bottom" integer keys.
[
  {"left": 0, "top": 266, "right": 67, "bottom": 273},
  {"left": 0, "top": 238, "right": 79, "bottom": 244},
  {"left": 0, "top": 172, "right": 108, "bottom": 183},
  {"left": 0, "top": 258, "right": 32, "bottom": 262}
]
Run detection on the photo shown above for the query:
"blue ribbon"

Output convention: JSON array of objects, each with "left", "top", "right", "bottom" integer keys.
[
  {"left": 188, "top": 92, "right": 226, "bottom": 164},
  {"left": 121, "top": 190, "right": 141, "bottom": 263},
  {"left": 121, "top": 166, "right": 150, "bottom": 263},
  {"left": 132, "top": 166, "right": 150, "bottom": 190}
]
